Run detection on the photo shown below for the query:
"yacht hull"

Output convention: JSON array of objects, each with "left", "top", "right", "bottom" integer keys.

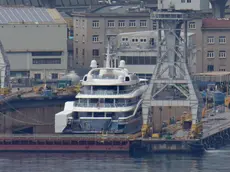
[{"left": 63, "top": 117, "right": 143, "bottom": 134}]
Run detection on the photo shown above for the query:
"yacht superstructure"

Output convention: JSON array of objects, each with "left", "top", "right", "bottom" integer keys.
[{"left": 55, "top": 43, "right": 148, "bottom": 134}]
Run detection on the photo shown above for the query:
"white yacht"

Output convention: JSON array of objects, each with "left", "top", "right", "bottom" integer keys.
[{"left": 55, "top": 44, "right": 148, "bottom": 134}]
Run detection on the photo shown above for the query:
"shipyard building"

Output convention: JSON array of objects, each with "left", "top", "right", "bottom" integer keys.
[
  {"left": 0, "top": 7, "right": 68, "bottom": 80},
  {"left": 116, "top": 31, "right": 196, "bottom": 80}
]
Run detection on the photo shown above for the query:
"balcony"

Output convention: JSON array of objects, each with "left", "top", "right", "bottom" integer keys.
[
  {"left": 74, "top": 101, "right": 139, "bottom": 108},
  {"left": 118, "top": 44, "right": 156, "bottom": 51},
  {"left": 80, "top": 88, "right": 137, "bottom": 95}
]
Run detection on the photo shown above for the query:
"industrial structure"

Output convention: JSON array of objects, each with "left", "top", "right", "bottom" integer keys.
[
  {"left": 209, "top": 0, "right": 228, "bottom": 18},
  {"left": 116, "top": 30, "right": 196, "bottom": 80},
  {"left": 141, "top": 10, "right": 202, "bottom": 138},
  {"left": 0, "top": 7, "right": 68, "bottom": 80},
  {"left": 140, "top": 0, "right": 213, "bottom": 138}
]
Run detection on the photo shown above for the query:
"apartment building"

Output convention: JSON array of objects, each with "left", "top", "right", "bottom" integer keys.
[
  {"left": 72, "top": 5, "right": 156, "bottom": 68},
  {"left": 201, "top": 18, "right": 230, "bottom": 72}
]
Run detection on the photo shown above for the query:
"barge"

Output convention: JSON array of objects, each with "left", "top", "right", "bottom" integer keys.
[
  {"left": 0, "top": 133, "right": 205, "bottom": 154},
  {"left": 0, "top": 134, "right": 132, "bottom": 152}
]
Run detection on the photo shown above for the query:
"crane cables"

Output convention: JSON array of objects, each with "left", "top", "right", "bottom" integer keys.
[{"left": 1, "top": 98, "right": 54, "bottom": 126}]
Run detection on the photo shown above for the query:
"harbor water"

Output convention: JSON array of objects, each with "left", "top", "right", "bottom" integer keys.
[{"left": 0, "top": 147, "right": 230, "bottom": 172}]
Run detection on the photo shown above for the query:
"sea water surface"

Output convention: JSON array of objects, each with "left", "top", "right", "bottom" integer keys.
[{"left": 0, "top": 146, "right": 229, "bottom": 172}]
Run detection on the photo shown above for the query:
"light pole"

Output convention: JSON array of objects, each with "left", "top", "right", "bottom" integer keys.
[{"left": 159, "top": 107, "right": 162, "bottom": 133}]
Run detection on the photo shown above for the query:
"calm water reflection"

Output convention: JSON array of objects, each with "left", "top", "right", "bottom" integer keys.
[{"left": 0, "top": 147, "right": 229, "bottom": 172}]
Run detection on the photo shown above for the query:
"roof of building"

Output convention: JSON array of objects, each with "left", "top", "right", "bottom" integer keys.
[
  {"left": 73, "top": 5, "right": 150, "bottom": 17},
  {"left": 195, "top": 71, "right": 230, "bottom": 76},
  {"left": 0, "top": 6, "right": 66, "bottom": 24},
  {"left": 202, "top": 18, "right": 230, "bottom": 29},
  {"left": 0, "top": 0, "right": 156, "bottom": 7},
  {"left": 0, "top": 0, "right": 101, "bottom": 7},
  {"left": 118, "top": 30, "right": 195, "bottom": 37}
]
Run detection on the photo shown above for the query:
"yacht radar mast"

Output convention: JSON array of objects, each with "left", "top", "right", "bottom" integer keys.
[{"left": 105, "top": 39, "right": 111, "bottom": 68}]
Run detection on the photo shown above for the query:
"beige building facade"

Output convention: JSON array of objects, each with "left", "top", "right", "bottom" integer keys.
[
  {"left": 72, "top": 5, "right": 156, "bottom": 68},
  {"left": 73, "top": 5, "right": 230, "bottom": 73},
  {"left": 201, "top": 18, "right": 230, "bottom": 72}
]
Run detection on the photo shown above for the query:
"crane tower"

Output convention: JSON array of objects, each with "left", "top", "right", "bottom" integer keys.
[
  {"left": 209, "top": 0, "right": 228, "bottom": 18},
  {"left": 141, "top": 9, "right": 202, "bottom": 137}
]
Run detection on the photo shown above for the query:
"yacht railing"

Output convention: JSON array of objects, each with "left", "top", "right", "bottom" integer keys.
[
  {"left": 91, "top": 75, "right": 119, "bottom": 79},
  {"left": 118, "top": 99, "right": 143, "bottom": 123},
  {"left": 80, "top": 89, "right": 134, "bottom": 95},
  {"left": 75, "top": 101, "right": 139, "bottom": 108},
  {"left": 80, "top": 84, "right": 145, "bottom": 95}
]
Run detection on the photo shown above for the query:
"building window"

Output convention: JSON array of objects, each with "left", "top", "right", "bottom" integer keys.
[
  {"left": 122, "top": 38, "right": 128, "bottom": 42},
  {"left": 219, "top": 50, "right": 226, "bottom": 58},
  {"left": 120, "top": 56, "right": 157, "bottom": 65},
  {"left": 82, "top": 49, "right": 85, "bottom": 56},
  {"left": 108, "top": 20, "right": 115, "bottom": 28},
  {"left": 150, "top": 38, "right": 155, "bottom": 46},
  {"left": 187, "top": 0, "right": 191, "bottom": 2},
  {"left": 32, "top": 58, "right": 61, "bottom": 64},
  {"left": 140, "top": 38, "right": 147, "bottom": 42},
  {"left": 188, "top": 22, "right": 196, "bottom": 29},
  {"left": 207, "top": 65, "right": 214, "bottom": 72},
  {"left": 82, "top": 35, "right": 85, "bottom": 42},
  {"left": 129, "top": 20, "right": 136, "bottom": 27},
  {"left": 152, "top": 21, "right": 157, "bottom": 30},
  {"left": 82, "top": 19, "right": 85, "bottom": 28},
  {"left": 219, "top": 36, "right": 226, "bottom": 44},
  {"left": 181, "top": 0, "right": 185, "bottom": 2},
  {"left": 118, "top": 20, "right": 125, "bottom": 27},
  {"left": 31, "top": 51, "right": 62, "bottom": 56},
  {"left": 75, "top": 19, "right": 79, "bottom": 27},
  {"left": 51, "top": 73, "right": 58, "bottom": 79},
  {"left": 92, "top": 35, "right": 99, "bottom": 42},
  {"left": 207, "top": 36, "right": 214, "bottom": 44},
  {"left": 92, "top": 20, "right": 99, "bottom": 28},
  {"left": 92, "top": 49, "right": 99, "bottom": 57},
  {"left": 34, "top": 73, "right": 41, "bottom": 79},
  {"left": 132, "top": 38, "right": 138, "bottom": 42},
  {"left": 140, "top": 20, "right": 147, "bottom": 27},
  {"left": 76, "top": 48, "right": 78, "bottom": 57},
  {"left": 219, "top": 68, "right": 226, "bottom": 71},
  {"left": 207, "top": 51, "right": 214, "bottom": 58}
]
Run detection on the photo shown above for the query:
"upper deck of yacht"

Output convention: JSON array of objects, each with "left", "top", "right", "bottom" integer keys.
[{"left": 81, "top": 61, "right": 140, "bottom": 86}]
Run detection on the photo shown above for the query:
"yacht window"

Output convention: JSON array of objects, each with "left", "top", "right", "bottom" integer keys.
[
  {"left": 106, "top": 112, "right": 114, "bottom": 118},
  {"left": 94, "top": 112, "right": 104, "bottom": 117},
  {"left": 72, "top": 112, "right": 79, "bottom": 119},
  {"left": 145, "top": 56, "right": 150, "bottom": 64},
  {"left": 125, "top": 76, "right": 130, "bottom": 81},
  {"left": 133, "top": 57, "right": 138, "bottom": 64},
  {"left": 138, "top": 57, "right": 145, "bottom": 64}
]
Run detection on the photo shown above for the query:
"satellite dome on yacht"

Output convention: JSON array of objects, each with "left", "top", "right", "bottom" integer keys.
[{"left": 90, "top": 60, "right": 97, "bottom": 68}]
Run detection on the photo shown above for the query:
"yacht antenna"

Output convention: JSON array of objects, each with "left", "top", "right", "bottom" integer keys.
[{"left": 105, "top": 38, "right": 111, "bottom": 68}]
